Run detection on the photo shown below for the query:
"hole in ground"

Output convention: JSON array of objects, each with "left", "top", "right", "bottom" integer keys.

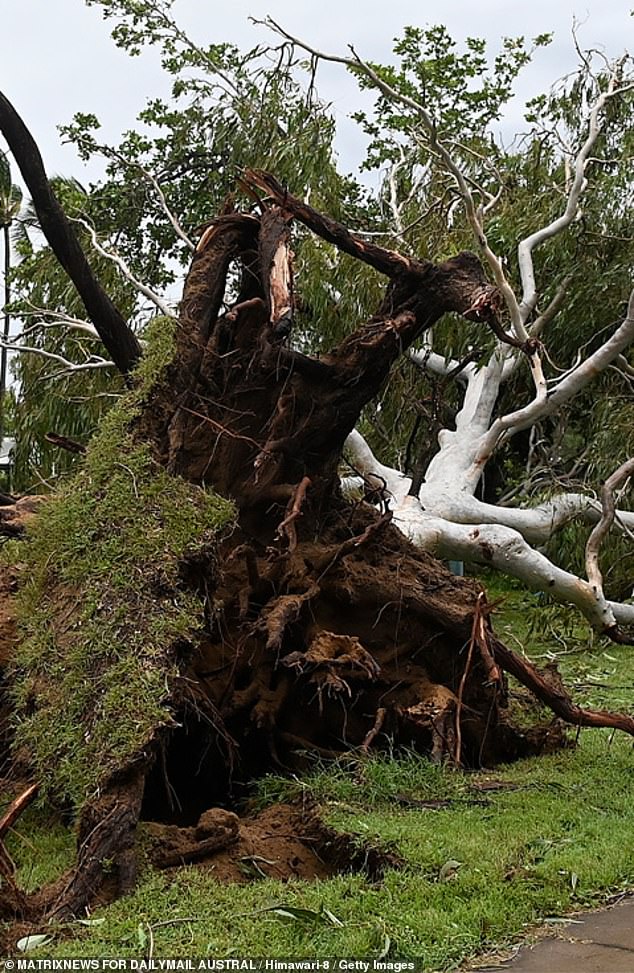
[
  {"left": 141, "top": 705, "right": 275, "bottom": 825},
  {"left": 141, "top": 709, "right": 402, "bottom": 884},
  {"left": 144, "top": 802, "right": 403, "bottom": 884}
]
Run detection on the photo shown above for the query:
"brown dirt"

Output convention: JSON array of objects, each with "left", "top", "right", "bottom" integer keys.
[
  {"left": 0, "top": 799, "right": 400, "bottom": 959},
  {"left": 0, "top": 497, "right": 45, "bottom": 540},
  {"left": 145, "top": 801, "right": 401, "bottom": 883}
]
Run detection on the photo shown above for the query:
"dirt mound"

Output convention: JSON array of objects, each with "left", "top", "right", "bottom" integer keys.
[{"left": 146, "top": 802, "right": 400, "bottom": 883}]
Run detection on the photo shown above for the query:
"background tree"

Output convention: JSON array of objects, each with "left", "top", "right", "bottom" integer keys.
[{"left": 0, "top": 151, "right": 22, "bottom": 445}]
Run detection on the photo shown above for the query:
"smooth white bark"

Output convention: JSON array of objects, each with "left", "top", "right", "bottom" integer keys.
[
  {"left": 72, "top": 218, "right": 174, "bottom": 319},
  {"left": 345, "top": 427, "right": 634, "bottom": 636},
  {"left": 346, "top": 429, "right": 634, "bottom": 544},
  {"left": 0, "top": 340, "right": 113, "bottom": 375},
  {"left": 585, "top": 458, "right": 634, "bottom": 592},
  {"left": 517, "top": 65, "right": 627, "bottom": 320},
  {"left": 392, "top": 496, "right": 634, "bottom": 633}
]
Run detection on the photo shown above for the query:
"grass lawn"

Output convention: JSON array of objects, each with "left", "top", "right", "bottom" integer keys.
[{"left": 4, "top": 578, "right": 634, "bottom": 970}]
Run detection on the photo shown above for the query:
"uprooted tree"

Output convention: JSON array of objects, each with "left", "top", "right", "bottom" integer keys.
[
  {"left": 6, "top": 9, "right": 633, "bottom": 643},
  {"left": 1, "top": 76, "right": 634, "bottom": 921}
]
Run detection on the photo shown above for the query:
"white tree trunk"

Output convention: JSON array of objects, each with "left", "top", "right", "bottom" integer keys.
[
  {"left": 391, "top": 497, "right": 634, "bottom": 633},
  {"left": 345, "top": 298, "right": 634, "bottom": 642}
]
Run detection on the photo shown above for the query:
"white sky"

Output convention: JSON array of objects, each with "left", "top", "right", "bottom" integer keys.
[{"left": 1, "top": 0, "right": 632, "bottom": 182}]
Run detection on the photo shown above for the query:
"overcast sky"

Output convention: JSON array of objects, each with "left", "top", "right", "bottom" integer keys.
[{"left": 1, "top": 0, "right": 632, "bottom": 184}]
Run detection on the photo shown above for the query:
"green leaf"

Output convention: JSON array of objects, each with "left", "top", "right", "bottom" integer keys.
[
  {"left": 266, "top": 906, "right": 323, "bottom": 923},
  {"left": 321, "top": 906, "right": 344, "bottom": 927},
  {"left": 258, "top": 904, "right": 343, "bottom": 926}
]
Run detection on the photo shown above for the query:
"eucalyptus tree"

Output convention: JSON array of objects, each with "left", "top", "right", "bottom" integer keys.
[
  {"left": 4, "top": 3, "right": 633, "bottom": 637},
  {"left": 1, "top": 4, "right": 634, "bottom": 922},
  {"left": 256, "top": 20, "right": 634, "bottom": 639},
  {"left": 0, "top": 151, "right": 22, "bottom": 441}
]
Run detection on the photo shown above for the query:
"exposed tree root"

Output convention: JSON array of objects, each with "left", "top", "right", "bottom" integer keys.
[
  {"left": 2, "top": 503, "right": 634, "bottom": 925},
  {"left": 492, "top": 637, "right": 634, "bottom": 736},
  {"left": 0, "top": 158, "right": 631, "bottom": 929},
  {"left": 0, "top": 783, "right": 38, "bottom": 845},
  {"left": 42, "top": 769, "right": 146, "bottom": 921},
  {"left": 0, "top": 785, "right": 38, "bottom": 921}
]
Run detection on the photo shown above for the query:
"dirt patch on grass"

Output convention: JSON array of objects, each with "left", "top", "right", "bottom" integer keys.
[
  {"left": 146, "top": 801, "right": 401, "bottom": 883},
  {"left": 0, "top": 498, "right": 45, "bottom": 541}
]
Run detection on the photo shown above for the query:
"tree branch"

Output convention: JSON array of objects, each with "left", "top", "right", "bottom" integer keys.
[
  {"left": 469, "top": 290, "right": 634, "bottom": 470},
  {"left": 244, "top": 168, "right": 412, "bottom": 278},
  {"left": 528, "top": 276, "right": 571, "bottom": 338},
  {"left": 347, "top": 427, "right": 634, "bottom": 545},
  {"left": 17, "top": 306, "right": 101, "bottom": 340},
  {"left": 72, "top": 217, "right": 174, "bottom": 318},
  {"left": 492, "top": 636, "right": 634, "bottom": 734},
  {"left": 0, "top": 89, "right": 142, "bottom": 374},
  {"left": 393, "top": 497, "right": 634, "bottom": 641},
  {"left": 0, "top": 340, "right": 113, "bottom": 375},
  {"left": 344, "top": 429, "right": 409, "bottom": 500},
  {"left": 409, "top": 334, "right": 467, "bottom": 378},
  {"left": 71, "top": 135, "right": 195, "bottom": 252},
  {"left": 585, "top": 458, "right": 634, "bottom": 593},
  {"left": 518, "top": 60, "right": 630, "bottom": 319}
]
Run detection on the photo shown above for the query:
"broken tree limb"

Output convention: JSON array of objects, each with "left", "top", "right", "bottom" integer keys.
[
  {"left": 585, "top": 458, "right": 634, "bottom": 594},
  {"left": 245, "top": 169, "right": 412, "bottom": 277},
  {"left": 0, "top": 91, "right": 142, "bottom": 375},
  {"left": 258, "top": 206, "right": 295, "bottom": 329},
  {"left": 45, "top": 431, "right": 87, "bottom": 455}
]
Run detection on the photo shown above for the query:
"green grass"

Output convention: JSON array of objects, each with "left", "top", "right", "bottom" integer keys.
[
  {"left": 9, "top": 807, "right": 76, "bottom": 894},
  {"left": 3, "top": 579, "right": 634, "bottom": 970}
]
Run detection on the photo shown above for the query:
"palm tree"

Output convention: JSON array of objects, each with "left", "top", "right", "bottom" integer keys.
[{"left": 0, "top": 150, "right": 22, "bottom": 444}]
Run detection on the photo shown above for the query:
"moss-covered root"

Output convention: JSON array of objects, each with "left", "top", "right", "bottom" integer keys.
[{"left": 4, "top": 316, "right": 235, "bottom": 919}]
